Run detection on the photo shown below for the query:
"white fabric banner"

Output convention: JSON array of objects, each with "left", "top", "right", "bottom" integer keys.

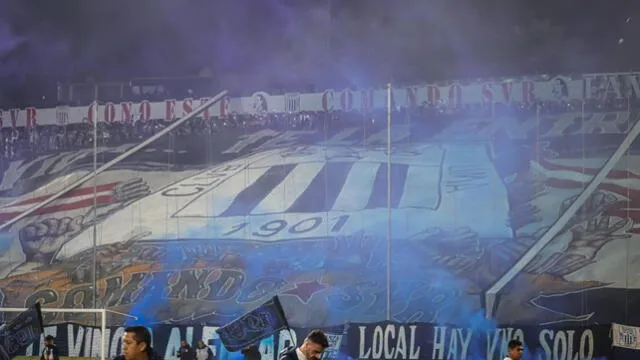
[{"left": 612, "top": 323, "right": 640, "bottom": 350}]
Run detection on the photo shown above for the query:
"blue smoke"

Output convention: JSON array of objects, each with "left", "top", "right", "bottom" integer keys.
[{"left": 125, "top": 240, "right": 187, "bottom": 326}]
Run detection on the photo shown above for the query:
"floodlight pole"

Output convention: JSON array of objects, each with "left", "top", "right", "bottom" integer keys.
[
  {"left": 386, "top": 83, "right": 392, "bottom": 322},
  {"left": 92, "top": 101, "right": 99, "bottom": 312}
]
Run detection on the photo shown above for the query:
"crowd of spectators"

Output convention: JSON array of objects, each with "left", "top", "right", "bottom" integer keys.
[{"left": 0, "top": 94, "right": 633, "bottom": 165}]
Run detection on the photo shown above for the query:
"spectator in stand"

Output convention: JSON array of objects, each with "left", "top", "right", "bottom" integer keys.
[
  {"left": 177, "top": 340, "right": 195, "bottom": 360},
  {"left": 195, "top": 340, "right": 213, "bottom": 360},
  {"left": 0, "top": 94, "right": 628, "bottom": 165}
]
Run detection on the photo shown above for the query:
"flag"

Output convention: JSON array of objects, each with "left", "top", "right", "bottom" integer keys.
[
  {"left": 0, "top": 303, "right": 44, "bottom": 360},
  {"left": 216, "top": 296, "right": 289, "bottom": 352},
  {"left": 0, "top": 182, "right": 122, "bottom": 221},
  {"left": 612, "top": 323, "right": 640, "bottom": 350}
]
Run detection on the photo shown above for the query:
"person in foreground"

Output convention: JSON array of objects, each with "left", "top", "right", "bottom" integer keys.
[
  {"left": 177, "top": 339, "right": 195, "bottom": 360},
  {"left": 278, "top": 330, "right": 329, "bottom": 360},
  {"left": 40, "top": 335, "right": 59, "bottom": 360},
  {"left": 241, "top": 344, "right": 260, "bottom": 360},
  {"left": 505, "top": 339, "right": 523, "bottom": 360},
  {"left": 115, "top": 326, "right": 164, "bottom": 360}
]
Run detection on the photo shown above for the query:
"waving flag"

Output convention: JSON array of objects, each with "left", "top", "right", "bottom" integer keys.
[
  {"left": 216, "top": 296, "right": 289, "bottom": 352},
  {"left": 0, "top": 303, "right": 44, "bottom": 360}
]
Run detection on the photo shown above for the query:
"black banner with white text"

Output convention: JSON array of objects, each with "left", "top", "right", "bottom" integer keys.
[
  {"left": 16, "top": 321, "right": 615, "bottom": 360},
  {"left": 345, "top": 322, "right": 612, "bottom": 360}
]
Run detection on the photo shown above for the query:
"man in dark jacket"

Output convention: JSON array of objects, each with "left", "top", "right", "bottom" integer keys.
[
  {"left": 40, "top": 335, "right": 60, "bottom": 360},
  {"left": 279, "top": 330, "right": 329, "bottom": 360},
  {"left": 114, "top": 326, "right": 163, "bottom": 360},
  {"left": 176, "top": 340, "right": 195, "bottom": 360},
  {"left": 241, "top": 345, "right": 260, "bottom": 360}
]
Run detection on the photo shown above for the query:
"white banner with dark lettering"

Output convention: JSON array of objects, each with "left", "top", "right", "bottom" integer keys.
[
  {"left": 612, "top": 323, "right": 640, "bottom": 350},
  {"left": 2, "top": 72, "right": 640, "bottom": 128}
]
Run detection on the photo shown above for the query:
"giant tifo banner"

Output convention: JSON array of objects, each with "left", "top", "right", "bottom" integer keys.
[
  {"left": 0, "top": 72, "right": 640, "bottom": 127},
  {"left": 21, "top": 322, "right": 611, "bottom": 360},
  {"left": 1, "top": 102, "right": 640, "bottom": 360}
]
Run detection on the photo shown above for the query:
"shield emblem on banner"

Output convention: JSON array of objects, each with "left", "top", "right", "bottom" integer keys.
[
  {"left": 56, "top": 106, "right": 69, "bottom": 126},
  {"left": 284, "top": 93, "right": 301, "bottom": 113}
]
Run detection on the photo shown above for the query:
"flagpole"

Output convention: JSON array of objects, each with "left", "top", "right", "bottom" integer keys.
[
  {"left": 386, "top": 83, "right": 392, "bottom": 322},
  {"left": 287, "top": 328, "right": 297, "bottom": 347}
]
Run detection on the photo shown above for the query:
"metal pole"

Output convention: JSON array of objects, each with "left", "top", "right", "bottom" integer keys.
[
  {"left": 0, "top": 90, "right": 228, "bottom": 231},
  {"left": 536, "top": 102, "right": 541, "bottom": 163},
  {"left": 386, "top": 83, "right": 392, "bottom": 321},
  {"left": 100, "top": 309, "right": 107, "bottom": 360},
  {"left": 105, "top": 309, "right": 138, "bottom": 320},
  {"left": 1, "top": 308, "right": 108, "bottom": 313},
  {"left": 91, "top": 101, "right": 99, "bottom": 326}
]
